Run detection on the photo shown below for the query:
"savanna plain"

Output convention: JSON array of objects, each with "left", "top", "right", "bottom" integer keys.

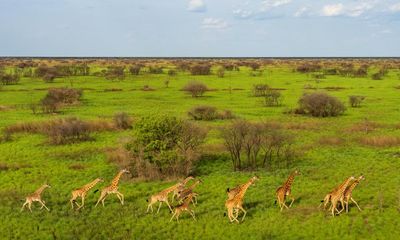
[{"left": 0, "top": 58, "right": 400, "bottom": 239}]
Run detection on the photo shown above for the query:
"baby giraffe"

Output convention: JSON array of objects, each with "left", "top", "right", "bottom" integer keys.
[
  {"left": 276, "top": 170, "right": 300, "bottom": 211},
  {"left": 95, "top": 169, "right": 130, "bottom": 207},
  {"left": 21, "top": 184, "right": 51, "bottom": 212},
  {"left": 170, "top": 193, "right": 196, "bottom": 222},
  {"left": 70, "top": 178, "right": 103, "bottom": 210}
]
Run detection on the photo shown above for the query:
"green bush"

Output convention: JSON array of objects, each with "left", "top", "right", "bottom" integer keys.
[{"left": 297, "top": 92, "right": 346, "bottom": 117}]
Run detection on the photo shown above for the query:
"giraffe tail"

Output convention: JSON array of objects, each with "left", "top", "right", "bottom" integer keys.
[
  {"left": 274, "top": 200, "right": 277, "bottom": 205},
  {"left": 146, "top": 199, "right": 149, "bottom": 202},
  {"left": 226, "top": 188, "right": 230, "bottom": 193},
  {"left": 93, "top": 189, "right": 99, "bottom": 193}
]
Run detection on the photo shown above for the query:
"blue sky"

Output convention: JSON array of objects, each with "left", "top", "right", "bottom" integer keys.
[{"left": 0, "top": 0, "right": 399, "bottom": 57}]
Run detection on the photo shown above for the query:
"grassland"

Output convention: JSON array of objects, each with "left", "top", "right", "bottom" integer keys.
[{"left": 1, "top": 59, "right": 400, "bottom": 239}]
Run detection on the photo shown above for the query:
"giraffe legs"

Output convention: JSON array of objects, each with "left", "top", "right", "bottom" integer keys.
[
  {"left": 77, "top": 196, "right": 85, "bottom": 210},
  {"left": 189, "top": 210, "right": 196, "bottom": 221},
  {"left": 21, "top": 200, "right": 29, "bottom": 212},
  {"left": 146, "top": 202, "right": 154, "bottom": 213},
  {"left": 351, "top": 197, "right": 362, "bottom": 211},
  {"left": 170, "top": 211, "right": 177, "bottom": 222},
  {"left": 238, "top": 206, "right": 247, "bottom": 221},
  {"left": 116, "top": 191, "right": 124, "bottom": 205},
  {"left": 157, "top": 202, "right": 163, "bottom": 213},
  {"left": 288, "top": 197, "right": 295, "bottom": 208},
  {"left": 95, "top": 191, "right": 107, "bottom": 207},
  {"left": 39, "top": 200, "right": 50, "bottom": 211}
]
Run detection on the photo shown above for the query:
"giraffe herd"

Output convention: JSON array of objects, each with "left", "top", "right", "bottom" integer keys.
[{"left": 20, "top": 169, "right": 365, "bottom": 222}]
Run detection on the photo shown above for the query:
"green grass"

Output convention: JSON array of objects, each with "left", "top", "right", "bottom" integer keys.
[{"left": 1, "top": 64, "right": 400, "bottom": 239}]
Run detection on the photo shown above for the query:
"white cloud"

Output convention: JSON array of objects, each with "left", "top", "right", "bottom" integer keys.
[
  {"left": 321, "top": 3, "right": 344, "bottom": 17},
  {"left": 233, "top": 9, "right": 253, "bottom": 19},
  {"left": 321, "top": 1, "right": 377, "bottom": 17},
  {"left": 261, "top": 0, "right": 292, "bottom": 11},
  {"left": 201, "top": 18, "right": 229, "bottom": 29},
  {"left": 294, "top": 7, "right": 309, "bottom": 17},
  {"left": 188, "top": 0, "right": 206, "bottom": 12},
  {"left": 389, "top": 3, "right": 400, "bottom": 12},
  {"left": 347, "top": 2, "right": 375, "bottom": 17}
]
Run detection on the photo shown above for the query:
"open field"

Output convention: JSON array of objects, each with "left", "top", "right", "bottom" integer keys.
[{"left": 1, "top": 58, "right": 400, "bottom": 239}]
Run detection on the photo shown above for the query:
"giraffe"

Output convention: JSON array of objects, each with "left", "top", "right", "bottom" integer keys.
[
  {"left": 146, "top": 182, "right": 184, "bottom": 213},
  {"left": 170, "top": 193, "right": 197, "bottom": 222},
  {"left": 21, "top": 184, "right": 51, "bottom": 212},
  {"left": 225, "top": 176, "right": 259, "bottom": 223},
  {"left": 330, "top": 176, "right": 355, "bottom": 216},
  {"left": 275, "top": 170, "right": 300, "bottom": 211},
  {"left": 177, "top": 179, "right": 201, "bottom": 205},
  {"left": 95, "top": 169, "right": 130, "bottom": 207},
  {"left": 226, "top": 183, "right": 246, "bottom": 200},
  {"left": 343, "top": 175, "right": 365, "bottom": 213},
  {"left": 172, "top": 176, "right": 195, "bottom": 202},
  {"left": 70, "top": 178, "right": 103, "bottom": 210},
  {"left": 319, "top": 176, "right": 355, "bottom": 210}
]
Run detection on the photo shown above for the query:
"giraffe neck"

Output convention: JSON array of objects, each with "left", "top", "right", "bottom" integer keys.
[
  {"left": 188, "top": 181, "right": 200, "bottom": 191},
  {"left": 181, "top": 177, "right": 192, "bottom": 185},
  {"left": 337, "top": 178, "right": 353, "bottom": 195},
  {"left": 284, "top": 173, "right": 296, "bottom": 191},
  {"left": 346, "top": 178, "right": 361, "bottom": 194},
  {"left": 34, "top": 185, "right": 47, "bottom": 195},
  {"left": 236, "top": 179, "right": 253, "bottom": 200},
  {"left": 111, "top": 171, "right": 124, "bottom": 187},
  {"left": 83, "top": 179, "right": 100, "bottom": 192}
]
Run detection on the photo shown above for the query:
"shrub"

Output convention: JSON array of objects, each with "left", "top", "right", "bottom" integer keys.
[
  {"left": 216, "top": 66, "right": 225, "bottom": 78},
  {"left": 105, "top": 66, "right": 125, "bottom": 80},
  {"left": 127, "top": 116, "right": 207, "bottom": 179},
  {"left": 297, "top": 92, "right": 346, "bottom": 117},
  {"left": 129, "top": 65, "right": 141, "bottom": 75},
  {"left": 252, "top": 84, "right": 269, "bottom": 97},
  {"left": 319, "top": 136, "right": 344, "bottom": 146},
  {"left": 189, "top": 64, "right": 211, "bottom": 75},
  {"left": 371, "top": 72, "right": 383, "bottom": 80},
  {"left": 164, "top": 79, "right": 170, "bottom": 88},
  {"left": 188, "top": 106, "right": 218, "bottom": 120},
  {"left": 182, "top": 81, "right": 208, "bottom": 97},
  {"left": 113, "top": 112, "right": 133, "bottom": 130},
  {"left": 168, "top": 69, "right": 177, "bottom": 76},
  {"left": 349, "top": 95, "right": 365, "bottom": 107},
  {"left": 359, "top": 136, "right": 400, "bottom": 147},
  {"left": 0, "top": 73, "right": 20, "bottom": 85},
  {"left": 221, "top": 120, "right": 295, "bottom": 171},
  {"left": 188, "top": 106, "right": 235, "bottom": 121},
  {"left": 40, "top": 88, "right": 82, "bottom": 113},
  {"left": 3, "top": 117, "right": 116, "bottom": 144},
  {"left": 264, "top": 89, "right": 283, "bottom": 107},
  {"left": 148, "top": 66, "right": 163, "bottom": 74},
  {"left": 43, "top": 73, "right": 56, "bottom": 83}
]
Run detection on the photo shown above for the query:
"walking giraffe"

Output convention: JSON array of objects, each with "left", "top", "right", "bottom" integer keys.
[
  {"left": 21, "top": 184, "right": 51, "bottom": 212},
  {"left": 172, "top": 176, "right": 195, "bottom": 202},
  {"left": 170, "top": 193, "right": 197, "bottom": 222},
  {"left": 275, "top": 170, "right": 300, "bottom": 211},
  {"left": 146, "top": 181, "right": 184, "bottom": 213},
  {"left": 95, "top": 169, "right": 130, "bottom": 207},
  {"left": 329, "top": 176, "right": 355, "bottom": 216},
  {"left": 70, "top": 178, "right": 103, "bottom": 210},
  {"left": 225, "top": 176, "right": 259, "bottom": 223},
  {"left": 342, "top": 175, "right": 365, "bottom": 213}
]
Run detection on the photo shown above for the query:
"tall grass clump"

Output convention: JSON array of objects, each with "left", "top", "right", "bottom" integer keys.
[{"left": 296, "top": 92, "right": 346, "bottom": 117}]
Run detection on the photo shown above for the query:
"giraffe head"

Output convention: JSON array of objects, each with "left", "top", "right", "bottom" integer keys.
[
  {"left": 293, "top": 169, "right": 300, "bottom": 176},
  {"left": 97, "top": 178, "right": 104, "bottom": 182},
  {"left": 43, "top": 184, "right": 51, "bottom": 189},
  {"left": 121, "top": 168, "right": 130, "bottom": 174},
  {"left": 250, "top": 176, "right": 260, "bottom": 184},
  {"left": 358, "top": 175, "right": 365, "bottom": 181}
]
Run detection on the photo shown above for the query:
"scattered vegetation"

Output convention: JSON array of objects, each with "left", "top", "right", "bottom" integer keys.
[
  {"left": 349, "top": 95, "right": 366, "bottom": 107},
  {"left": 40, "top": 88, "right": 83, "bottom": 113}
]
